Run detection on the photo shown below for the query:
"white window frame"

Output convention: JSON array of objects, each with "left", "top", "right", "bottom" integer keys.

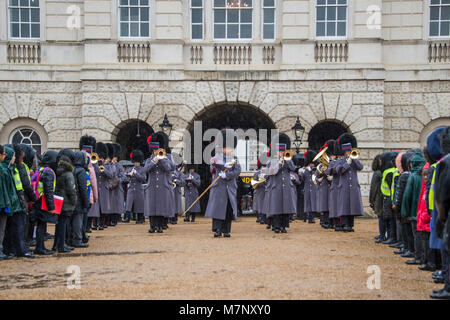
[
  {"left": 212, "top": 0, "right": 254, "bottom": 42},
  {"left": 429, "top": 0, "right": 450, "bottom": 38},
  {"left": 7, "top": 0, "right": 41, "bottom": 41},
  {"left": 315, "top": 0, "right": 348, "bottom": 40},
  {"left": 118, "top": 0, "right": 151, "bottom": 40},
  {"left": 190, "top": 0, "right": 204, "bottom": 41},
  {"left": 9, "top": 127, "right": 42, "bottom": 155},
  {"left": 261, "top": 0, "right": 275, "bottom": 41}
]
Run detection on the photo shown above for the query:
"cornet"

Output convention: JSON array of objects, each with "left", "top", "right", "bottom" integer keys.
[
  {"left": 90, "top": 153, "right": 99, "bottom": 164},
  {"left": 155, "top": 148, "right": 167, "bottom": 158},
  {"left": 349, "top": 148, "right": 360, "bottom": 160}
]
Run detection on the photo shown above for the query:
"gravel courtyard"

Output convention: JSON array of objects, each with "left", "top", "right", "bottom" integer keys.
[{"left": 0, "top": 217, "right": 437, "bottom": 300}]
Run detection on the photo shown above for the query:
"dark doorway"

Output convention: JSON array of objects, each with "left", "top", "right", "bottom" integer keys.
[
  {"left": 187, "top": 104, "right": 276, "bottom": 215},
  {"left": 307, "top": 121, "right": 348, "bottom": 151},
  {"left": 115, "top": 120, "right": 154, "bottom": 161}
]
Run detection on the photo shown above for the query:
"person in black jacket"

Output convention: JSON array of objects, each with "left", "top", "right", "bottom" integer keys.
[
  {"left": 32, "top": 150, "right": 58, "bottom": 255},
  {"left": 53, "top": 155, "right": 77, "bottom": 253},
  {"left": 370, "top": 154, "right": 383, "bottom": 241},
  {"left": 23, "top": 144, "right": 37, "bottom": 247},
  {"left": 71, "top": 151, "right": 89, "bottom": 248},
  {"left": 292, "top": 154, "right": 305, "bottom": 222},
  {"left": 3, "top": 144, "right": 36, "bottom": 258}
]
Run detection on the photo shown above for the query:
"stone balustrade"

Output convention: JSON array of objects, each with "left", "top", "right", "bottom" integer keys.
[
  {"left": 7, "top": 42, "right": 41, "bottom": 64},
  {"left": 428, "top": 41, "right": 450, "bottom": 63},
  {"left": 314, "top": 41, "right": 348, "bottom": 63},
  {"left": 117, "top": 42, "right": 151, "bottom": 63}
]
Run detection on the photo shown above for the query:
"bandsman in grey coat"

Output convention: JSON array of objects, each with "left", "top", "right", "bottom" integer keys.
[
  {"left": 315, "top": 140, "right": 335, "bottom": 229},
  {"left": 335, "top": 133, "right": 365, "bottom": 232},
  {"left": 109, "top": 143, "right": 126, "bottom": 226},
  {"left": 252, "top": 160, "right": 267, "bottom": 225},
  {"left": 299, "top": 150, "right": 318, "bottom": 224},
  {"left": 124, "top": 149, "right": 146, "bottom": 224},
  {"left": 94, "top": 142, "right": 114, "bottom": 230},
  {"left": 143, "top": 132, "right": 176, "bottom": 233},
  {"left": 324, "top": 140, "right": 341, "bottom": 230},
  {"left": 171, "top": 158, "right": 185, "bottom": 225},
  {"left": 183, "top": 165, "right": 201, "bottom": 222},
  {"left": 205, "top": 129, "right": 241, "bottom": 238},
  {"left": 261, "top": 134, "right": 297, "bottom": 234}
]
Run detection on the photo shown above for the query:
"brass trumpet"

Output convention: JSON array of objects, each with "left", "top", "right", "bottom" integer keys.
[
  {"left": 350, "top": 148, "right": 360, "bottom": 160},
  {"left": 90, "top": 152, "right": 99, "bottom": 164},
  {"left": 283, "top": 150, "right": 293, "bottom": 160},
  {"left": 155, "top": 148, "right": 167, "bottom": 158},
  {"left": 99, "top": 166, "right": 105, "bottom": 173}
]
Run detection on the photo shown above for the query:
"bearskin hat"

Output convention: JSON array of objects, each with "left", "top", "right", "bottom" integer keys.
[
  {"left": 304, "top": 150, "right": 318, "bottom": 165},
  {"left": 79, "top": 135, "right": 97, "bottom": 153},
  {"left": 323, "top": 139, "right": 336, "bottom": 156},
  {"left": 267, "top": 132, "right": 291, "bottom": 157},
  {"left": 337, "top": 133, "right": 357, "bottom": 149},
  {"left": 292, "top": 154, "right": 305, "bottom": 168},
  {"left": 130, "top": 149, "right": 144, "bottom": 163},
  {"left": 106, "top": 143, "right": 114, "bottom": 160},
  {"left": 148, "top": 131, "right": 169, "bottom": 152},
  {"left": 112, "top": 143, "right": 122, "bottom": 160},
  {"left": 439, "top": 126, "right": 450, "bottom": 155},
  {"left": 426, "top": 128, "right": 444, "bottom": 162},
  {"left": 96, "top": 142, "right": 108, "bottom": 160}
]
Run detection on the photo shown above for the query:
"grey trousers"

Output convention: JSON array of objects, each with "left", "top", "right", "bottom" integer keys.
[
  {"left": 71, "top": 213, "right": 83, "bottom": 245},
  {"left": 0, "top": 215, "right": 7, "bottom": 254}
]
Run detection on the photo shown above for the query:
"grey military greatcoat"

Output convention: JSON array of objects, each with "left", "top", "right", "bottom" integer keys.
[
  {"left": 108, "top": 162, "right": 126, "bottom": 214},
  {"left": 143, "top": 154, "right": 176, "bottom": 217},
  {"left": 324, "top": 159, "right": 340, "bottom": 219},
  {"left": 336, "top": 158, "right": 365, "bottom": 217},
  {"left": 252, "top": 171, "right": 266, "bottom": 214},
  {"left": 184, "top": 172, "right": 201, "bottom": 213},
  {"left": 96, "top": 162, "right": 113, "bottom": 215},
  {"left": 172, "top": 169, "right": 185, "bottom": 214},
  {"left": 125, "top": 165, "right": 146, "bottom": 214},
  {"left": 300, "top": 167, "right": 318, "bottom": 213}
]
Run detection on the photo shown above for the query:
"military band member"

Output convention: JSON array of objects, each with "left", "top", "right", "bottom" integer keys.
[
  {"left": 94, "top": 142, "right": 113, "bottom": 230},
  {"left": 108, "top": 143, "right": 126, "bottom": 226},
  {"left": 261, "top": 134, "right": 297, "bottom": 234},
  {"left": 335, "top": 133, "right": 365, "bottom": 232},
  {"left": 252, "top": 160, "right": 267, "bottom": 225},
  {"left": 144, "top": 132, "right": 176, "bottom": 234},
  {"left": 184, "top": 165, "right": 201, "bottom": 222},
  {"left": 171, "top": 156, "right": 185, "bottom": 225},
  {"left": 316, "top": 140, "right": 334, "bottom": 229},
  {"left": 124, "top": 150, "right": 146, "bottom": 224},
  {"left": 324, "top": 140, "right": 339, "bottom": 230},
  {"left": 205, "top": 129, "right": 241, "bottom": 238},
  {"left": 299, "top": 150, "right": 318, "bottom": 224}
]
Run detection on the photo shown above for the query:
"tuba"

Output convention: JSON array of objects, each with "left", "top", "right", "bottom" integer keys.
[
  {"left": 313, "top": 147, "right": 330, "bottom": 170},
  {"left": 350, "top": 148, "right": 360, "bottom": 160}
]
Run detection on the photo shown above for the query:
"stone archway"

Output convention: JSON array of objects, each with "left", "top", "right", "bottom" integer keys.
[
  {"left": 307, "top": 120, "right": 349, "bottom": 151},
  {"left": 114, "top": 120, "right": 154, "bottom": 161},
  {"left": 419, "top": 117, "right": 450, "bottom": 147}
]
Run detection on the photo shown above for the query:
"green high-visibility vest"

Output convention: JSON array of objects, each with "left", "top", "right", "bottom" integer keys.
[
  {"left": 391, "top": 170, "right": 401, "bottom": 201},
  {"left": 428, "top": 162, "right": 439, "bottom": 211},
  {"left": 381, "top": 168, "right": 396, "bottom": 197},
  {"left": 13, "top": 167, "right": 24, "bottom": 191}
]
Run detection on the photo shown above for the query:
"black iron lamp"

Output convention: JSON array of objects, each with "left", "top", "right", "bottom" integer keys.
[
  {"left": 291, "top": 116, "right": 305, "bottom": 154},
  {"left": 159, "top": 114, "right": 173, "bottom": 136}
]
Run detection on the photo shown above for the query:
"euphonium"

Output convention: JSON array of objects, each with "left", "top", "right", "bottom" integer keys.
[
  {"left": 90, "top": 152, "right": 99, "bottom": 164},
  {"left": 251, "top": 177, "right": 266, "bottom": 189},
  {"left": 313, "top": 147, "right": 330, "bottom": 168},
  {"left": 350, "top": 148, "right": 360, "bottom": 159}
]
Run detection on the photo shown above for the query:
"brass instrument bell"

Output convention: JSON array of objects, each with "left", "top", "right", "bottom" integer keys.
[
  {"left": 90, "top": 153, "right": 99, "bottom": 164},
  {"left": 350, "top": 148, "right": 360, "bottom": 159}
]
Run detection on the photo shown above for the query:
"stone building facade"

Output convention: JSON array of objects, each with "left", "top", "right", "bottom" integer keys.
[{"left": 1, "top": 0, "right": 450, "bottom": 204}]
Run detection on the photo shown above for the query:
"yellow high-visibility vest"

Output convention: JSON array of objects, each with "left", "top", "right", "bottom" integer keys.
[{"left": 381, "top": 168, "right": 396, "bottom": 197}]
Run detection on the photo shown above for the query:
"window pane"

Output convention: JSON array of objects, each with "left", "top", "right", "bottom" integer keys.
[
  {"left": 227, "top": 24, "right": 239, "bottom": 38},
  {"left": 327, "top": 0, "right": 336, "bottom": 4},
  {"left": 337, "top": 6, "right": 346, "bottom": 20},
  {"left": 327, "top": 6, "right": 336, "bottom": 20},
  {"left": 227, "top": 9, "right": 238, "bottom": 23},
  {"left": 140, "top": 23, "right": 149, "bottom": 37},
  {"left": 192, "top": 8, "right": 202, "bottom": 23},
  {"left": 214, "top": 9, "right": 225, "bottom": 23},
  {"left": 10, "top": 0, "right": 19, "bottom": 6},
  {"left": 30, "top": 131, "right": 41, "bottom": 144},
  {"left": 11, "top": 23, "right": 20, "bottom": 37},
  {"left": 263, "top": 8, "right": 274, "bottom": 23},
  {"left": 317, "top": 0, "right": 326, "bottom": 5},
  {"left": 31, "top": 23, "right": 39, "bottom": 37},
  {"left": 30, "top": 0, "right": 38, "bottom": 7},
  {"left": 192, "top": 24, "right": 203, "bottom": 39},
  {"left": 442, "top": 6, "right": 450, "bottom": 20},
  {"left": 263, "top": 24, "right": 274, "bottom": 39},
  {"left": 316, "top": 22, "right": 325, "bottom": 36},
  {"left": 326, "top": 22, "right": 336, "bottom": 36},
  {"left": 120, "top": 0, "right": 128, "bottom": 5},
  {"left": 130, "top": 23, "right": 139, "bottom": 36},
  {"left": 140, "top": 0, "right": 149, "bottom": 5},
  {"left": 214, "top": 24, "right": 226, "bottom": 38},
  {"left": 21, "top": 23, "right": 30, "bottom": 37},
  {"left": 317, "top": 7, "right": 325, "bottom": 20},
  {"left": 214, "top": 0, "right": 225, "bottom": 7},
  {"left": 12, "top": 133, "right": 22, "bottom": 144},
  {"left": 441, "top": 21, "right": 450, "bottom": 36},
  {"left": 130, "top": 0, "right": 138, "bottom": 5},
  {"left": 240, "top": 24, "right": 251, "bottom": 38},
  {"left": 431, "top": 0, "right": 439, "bottom": 4},
  {"left": 241, "top": 9, "right": 252, "bottom": 23},
  {"left": 241, "top": 0, "right": 252, "bottom": 7},
  {"left": 338, "top": 0, "right": 346, "bottom": 4},
  {"left": 191, "top": 0, "right": 202, "bottom": 7},
  {"left": 120, "top": 23, "right": 129, "bottom": 37},
  {"left": 430, "top": 21, "right": 439, "bottom": 36},
  {"left": 337, "top": 21, "right": 346, "bottom": 36},
  {"left": 130, "top": 7, "right": 139, "bottom": 21},
  {"left": 20, "top": 0, "right": 28, "bottom": 6},
  {"left": 120, "top": 8, "right": 129, "bottom": 21},
  {"left": 21, "top": 128, "right": 32, "bottom": 136},
  {"left": 30, "top": 8, "right": 39, "bottom": 22},
  {"left": 20, "top": 8, "right": 30, "bottom": 22},
  {"left": 10, "top": 8, "right": 19, "bottom": 22},
  {"left": 140, "top": 7, "right": 149, "bottom": 21},
  {"left": 264, "top": 0, "right": 274, "bottom": 6},
  {"left": 430, "top": 6, "right": 440, "bottom": 20}
]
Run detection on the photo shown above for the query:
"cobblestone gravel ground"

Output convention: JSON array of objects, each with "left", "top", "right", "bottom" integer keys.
[{"left": 0, "top": 217, "right": 438, "bottom": 300}]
